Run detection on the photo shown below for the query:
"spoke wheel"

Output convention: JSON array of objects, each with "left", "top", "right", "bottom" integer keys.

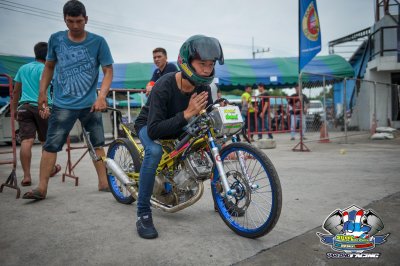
[
  {"left": 211, "top": 142, "right": 282, "bottom": 238},
  {"left": 107, "top": 138, "right": 141, "bottom": 204}
]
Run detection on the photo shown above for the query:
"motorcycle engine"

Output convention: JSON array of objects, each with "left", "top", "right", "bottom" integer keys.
[
  {"left": 174, "top": 151, "right": 213, "bottom": 203},
  {"left": 152, "top": 151, "right": 213, "bottom": 206},
  {"left": 184, "top": 150, "right": 213, "bottom": 181}
]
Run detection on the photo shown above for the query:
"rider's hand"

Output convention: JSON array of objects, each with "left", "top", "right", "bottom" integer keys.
[{"left": 184, "top": 91, "right": 208, "bottom": 120}]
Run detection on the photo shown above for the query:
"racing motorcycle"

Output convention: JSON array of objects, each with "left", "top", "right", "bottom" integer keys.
[{"left": 98, "top": 103, "right": 282, "bottom": 238}]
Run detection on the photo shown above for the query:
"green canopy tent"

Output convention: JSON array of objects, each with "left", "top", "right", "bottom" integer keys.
[
  {"left": 215, "top": 54, "right": 354, "bottom": 90},
  {"left": 0, "top": 54, "right": 354, "bottom": 91},
  {"left": 0, "top": 55, "right": 32, "bottom": 98}
]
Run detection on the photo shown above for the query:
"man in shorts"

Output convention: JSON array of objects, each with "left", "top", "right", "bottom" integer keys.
[
  {"left": 23, "top": 0, "right": 114, "bottom": 200},
  {"left": 12, "top": 42, "right": 61, "bottom": 187}
]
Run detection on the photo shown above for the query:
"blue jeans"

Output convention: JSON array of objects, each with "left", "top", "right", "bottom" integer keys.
[
  {"left": 257, "top": 116, "right": 273, "bottom": 139},
  {"left": 290, "top": 114, "right": 306, "bottom": 138},
  {"left": 137, "top": 126, "right": 163, "bottom": 216},
  {"left": 43, "top": 106, "right": 104, "bottom": 152},
  {"left": 242, "top": 112, "right": 255, "bottom": 138}
]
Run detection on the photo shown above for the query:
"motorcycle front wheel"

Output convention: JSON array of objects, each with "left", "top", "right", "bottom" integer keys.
[
  {"left": 211, "top": 142, "right": 282, "bottom": 238},
  {"left": 106, "top": 138, "right": 141, "bottom": 204}
]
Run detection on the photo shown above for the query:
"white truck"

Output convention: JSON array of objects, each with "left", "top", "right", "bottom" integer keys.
[{"left": 306, "top": 100, "right": 325, "bottom": 130}]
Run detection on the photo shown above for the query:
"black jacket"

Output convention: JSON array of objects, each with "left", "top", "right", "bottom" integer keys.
[{"left": 135, "top": 72, "right": 212, "bottom": 140}]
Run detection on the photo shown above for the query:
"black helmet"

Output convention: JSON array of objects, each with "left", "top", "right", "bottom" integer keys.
[{"left": 178, "top": 35, "right": 224, "bottom": 86}]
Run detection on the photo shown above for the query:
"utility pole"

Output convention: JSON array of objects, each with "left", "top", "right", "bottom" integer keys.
[{"left": 252, "top": 37, "right": 270, "bottom": 59}]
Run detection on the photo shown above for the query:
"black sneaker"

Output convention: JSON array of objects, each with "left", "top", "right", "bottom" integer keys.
[{"left": 136, "top": 213, "right": 158, "bottom": 239}]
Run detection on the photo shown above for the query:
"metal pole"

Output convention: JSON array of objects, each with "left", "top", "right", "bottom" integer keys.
[
  {"left": 292, "top": 72, "right": 309, "bottom": 151},
  {"left": 252, "top": 37, "right": 255, "bottom": 59},
  {"left": 127, "top": 91, "right": 131, "bottom": 123},
  {"left": 323, "top": 75, "right": 327, "bottom": 135},
  {"left": 299, "top": 75, "right": 304, "bottom": 141},
  {"left": 112, "top": 90, "right": 117, "bottom": 139},
  {"left": 343, "top": 78, "right": 348, "bottom": 144},
  {"left": 387, "top": 84, "right": 391, "bottom": 126},
  {"left": 374, "top": 82, "right": 377, "bottom": 127}
]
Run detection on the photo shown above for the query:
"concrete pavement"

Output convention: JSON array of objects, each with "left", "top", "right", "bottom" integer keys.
[
  {"left": 0, "top": 132, "right": 399, "bottom": 265},
  {"left": 235, "top": 192, "right": 400, "bottom": 266}
]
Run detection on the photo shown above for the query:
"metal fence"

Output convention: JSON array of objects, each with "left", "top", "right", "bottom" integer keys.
[{"left": 244, "top": 72, "right": 399, "bottom": 145}]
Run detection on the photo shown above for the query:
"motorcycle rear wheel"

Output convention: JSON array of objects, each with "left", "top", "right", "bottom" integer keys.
[
  {"left": 211, "top": 142, "right": 282, "bottom": 238},
  {"left": 107, "top": 138, "right": 141, "bottom": 204}
]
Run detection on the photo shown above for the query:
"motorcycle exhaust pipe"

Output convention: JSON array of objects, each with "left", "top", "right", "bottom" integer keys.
[
  {"left": 104, "top": 157, "right": 204, "bottom": 213},
  {"left": 150, "top": 182, "right": 204, "bottom": 213},
  {"left": 104, "top": 158, "right": 138, "bottom": 196}
]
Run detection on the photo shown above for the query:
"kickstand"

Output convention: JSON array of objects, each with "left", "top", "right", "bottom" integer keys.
[{"left": 0, "top": 169, "right": 21, "bottom": 199}]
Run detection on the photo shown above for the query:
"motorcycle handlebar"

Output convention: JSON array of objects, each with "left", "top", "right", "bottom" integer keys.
[
  {"left": 105, "top": 107, "right": 122, "bottom": 115},
  {"left": 213, "top": 97, "right": 229, "bottom": 105},
  {"left": 176, "top": 110, "right": 207, "bottom": 150}
]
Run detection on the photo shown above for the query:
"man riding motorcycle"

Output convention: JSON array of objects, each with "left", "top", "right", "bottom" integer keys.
[{"left": 134, "top": 35, "right": 224, "bottom": 239}]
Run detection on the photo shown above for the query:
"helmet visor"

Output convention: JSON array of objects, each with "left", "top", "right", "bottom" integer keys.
[{"left": 190, "top": 37, "right": 224, "bottom": 65}]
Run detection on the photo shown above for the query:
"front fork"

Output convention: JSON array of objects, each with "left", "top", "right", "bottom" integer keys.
[
  {"left": 231, "top": 135, "right": 259, "bottom": 190},
  {"left": 209, "top": 133, "right": 257, "bottom": 197},
  {"left": 208, "top": 132, "right": 243, "bottom": 197}
]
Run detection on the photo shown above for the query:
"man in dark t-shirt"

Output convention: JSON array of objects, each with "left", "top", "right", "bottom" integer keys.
[
  {"left": 257, "top": 83, "right": 273, "bottom": 139},
  {"left": 145, "top": 47, "right": 178, "bottom": 96}
]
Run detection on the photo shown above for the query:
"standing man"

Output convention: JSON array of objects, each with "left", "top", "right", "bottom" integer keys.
[
  {"left": 23, "top": 0, "right": 114, "bottom": 200},
  {"left": 257, "top": 83, "right": 273, "bottom": 140},
  {"left": 241, "top": 85, "right": 255, "bottom": 141},
  {"left": 289, "top": 85, "right": 309, "bottom": 140},
  {"left": 145, "top": 47, "right": 178, "bottom": 96},
  {"left": 12, "top": 42, "right": 61, "bottom": 187}
]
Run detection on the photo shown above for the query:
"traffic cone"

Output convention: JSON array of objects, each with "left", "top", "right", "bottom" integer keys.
[{"left": 319, "top": 121, "right": 330, "bottom": 143}]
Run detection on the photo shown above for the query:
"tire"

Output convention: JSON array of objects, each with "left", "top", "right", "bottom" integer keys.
[
  {"left": 211, "top": 142, "right": 282, "bottom": 238},
  {"left": 106, "top": 138, "right": 141, "bottom": 204}
]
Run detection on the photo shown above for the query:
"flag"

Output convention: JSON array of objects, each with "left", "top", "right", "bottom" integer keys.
[{"left": 299, "top": 0, "right": 321, "bottom": 72}]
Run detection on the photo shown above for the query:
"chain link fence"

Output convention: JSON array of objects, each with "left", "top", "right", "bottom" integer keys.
[{"left": 245, "top": 73, "right": 399, "bottom": 145}]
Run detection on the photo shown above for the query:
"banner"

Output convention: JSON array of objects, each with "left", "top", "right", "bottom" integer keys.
[{"left": 299, "top": 0, "right": 321, "bottom": 72}]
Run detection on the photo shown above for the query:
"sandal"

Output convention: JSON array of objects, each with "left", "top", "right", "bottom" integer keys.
[
  {"left": 50, "top": 164, "right": 62, "bottom": 177},
  {"left": 22, "top": 189, "right": 46, "bottom": 200}
]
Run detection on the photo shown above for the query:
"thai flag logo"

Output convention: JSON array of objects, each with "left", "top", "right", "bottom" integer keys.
[{"left": 317, "top": 205, "right": 389, "bottom": 254}]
